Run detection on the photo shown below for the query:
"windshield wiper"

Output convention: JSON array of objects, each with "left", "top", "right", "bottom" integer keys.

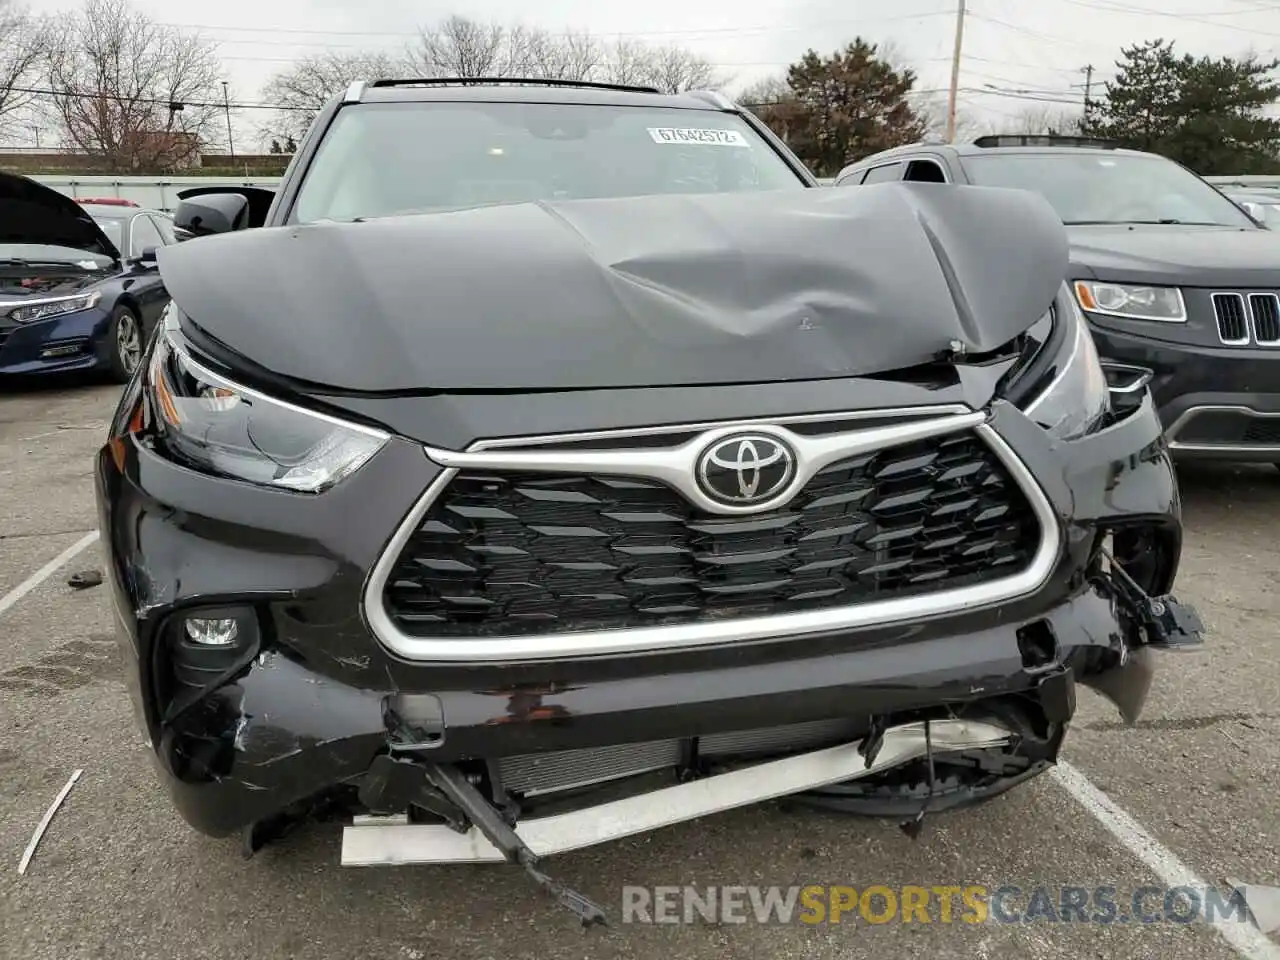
[
  {"left": 0, "top": 258, "right": 98, "bottom": 269},
  {"left": 1063, "top": 219, "right": 1233, "bottom": 227}
]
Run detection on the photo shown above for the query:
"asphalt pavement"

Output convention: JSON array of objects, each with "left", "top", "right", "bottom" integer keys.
[{"left": 1, "top": 379, "right": 1278, "bottom": 960}]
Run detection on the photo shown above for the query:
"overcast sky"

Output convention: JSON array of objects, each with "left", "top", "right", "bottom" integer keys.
[{"left": 23, "top": 0, "right": 1280, "bottom": 149}]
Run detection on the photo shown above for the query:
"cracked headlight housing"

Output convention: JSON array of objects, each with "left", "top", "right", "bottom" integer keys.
[
  {"left": 144, "top": 329, "right": 388, "bottom": 493},
  {"left": 1073, "top": 280, "right": 1186, "bottom": 323},
  {"left": 1024, "top": 287, "right": 1110, "bottom": 440},
  {"left": 8, "top": 290, "right": 101, "bottom": 323}
]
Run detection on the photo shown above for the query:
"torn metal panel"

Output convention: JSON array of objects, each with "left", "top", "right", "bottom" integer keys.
[{"left": 340, "top": 719, "right": 1015, "bottom": 866}]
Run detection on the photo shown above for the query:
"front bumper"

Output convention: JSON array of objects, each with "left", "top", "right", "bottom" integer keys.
[
  {"left": 0, "top": 305, "right": 112, "bottom": 376},
  {"left": 96, "top": 388, "right": 1183, "bottom": 839},
  {"left": 1088, "top": 317, "right": 1280, "bottom": 461}
]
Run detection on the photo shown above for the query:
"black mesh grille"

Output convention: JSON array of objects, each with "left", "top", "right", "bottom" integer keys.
[
  {"left": 1243, "top": 418, "right": 1280, "bottom": 445},
  {"left": 1214, "top": 294, "right": 1249, "bottom": 343},
  {"left": 382, "top": 431, "right": 1042, "bottom": 638}
]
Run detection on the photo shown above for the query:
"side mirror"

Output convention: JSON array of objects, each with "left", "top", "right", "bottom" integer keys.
[
  {"left": 1242, "top": 201, "right": 1271, "bottom": 226},
  {"left": 174, "top": 192, "right": 251, "bottom": 237},
  {"left": 130, "top": 245, "right": 159, "bottom": 269},
  {"left": 174, "top": 185, "right": 276, "bottom": 233}
]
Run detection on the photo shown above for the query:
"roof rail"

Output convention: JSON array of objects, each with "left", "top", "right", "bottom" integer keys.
[
  {"left": 972, "top": 134, "right": 1119, "bottom": 150},
  {"left": 684, "top": 89, "right": 737, "bottom": 110},
  {"left": 363, "top": 77, "right": 663, "bottom": 95}
]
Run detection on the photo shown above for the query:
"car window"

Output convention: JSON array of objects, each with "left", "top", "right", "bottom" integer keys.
[
  {"left": 150, "top": 214, "right": 177, "bottom": 245},
  {"left": 860, "top": 162, "right": 904, "bottom": 184},
  {"left": 903, "top": 159, "right": 948, "bottom": 183},
  {"left": 290, "top": 101, "right": 808, "bottom": 223},
  {"left": 959, "top": 152, "right": 1255, "bottom": 227},
  {"left": 129, "top": 214, "right": 163, "bottom": 255},
  {"left": 835, "top": 170, "right": 866, "bottom": 185},
  {"left": 91, "top": 217, "right": 124, "bottom": 251}
]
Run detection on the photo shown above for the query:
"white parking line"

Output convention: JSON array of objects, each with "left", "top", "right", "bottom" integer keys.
[
  {"left": 0, "top": 531, "right": 100, "bottom": 618},
  {"left": 1053, "top": 760, "right": 1280, "bottom": 960}
]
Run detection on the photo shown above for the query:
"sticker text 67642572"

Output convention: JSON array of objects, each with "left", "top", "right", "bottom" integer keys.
[{"left": 647, "top": 127, "right": 750, "bottom": 147}]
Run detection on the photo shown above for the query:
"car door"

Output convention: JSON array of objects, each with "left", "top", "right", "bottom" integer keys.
[{"left": 126, "top": 213, "right": 171, "bottom": 334}]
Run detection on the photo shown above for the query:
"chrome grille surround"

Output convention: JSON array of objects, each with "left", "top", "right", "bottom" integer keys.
[
  {"left": 361, "top": 405, "right": 1061, "bottom": 662},
  {"left": 1210, "top": 291, "right": 1280, "bottom": 346}
]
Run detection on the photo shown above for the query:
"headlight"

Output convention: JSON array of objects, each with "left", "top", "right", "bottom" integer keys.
[
  {"left": 8, "top": 290, "right": 101, "bottom": 323},
  {"left": 145, "top": 332, "right": 388, "bottom": 493},
  {"left": 1024, "top": 290, "right": 1110, "bottom": 440},
  {"left": 1073, "top": 280, "right": 1185, "bottom": 322}
]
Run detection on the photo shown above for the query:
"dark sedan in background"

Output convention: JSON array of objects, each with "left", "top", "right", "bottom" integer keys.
[
  {"left": 0, "top": 175, "right": 174, "bottom": 382},
  {"left": 836, "top": 137, "right": 1280, "bottom": 469}
]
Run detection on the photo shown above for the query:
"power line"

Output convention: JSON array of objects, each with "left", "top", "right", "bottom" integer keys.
[
  {"left": 4, "top": 84, "right": 312, "bottom": 112},
  {"left": 7, "top": 79, "right": 1084, "bottom": 115},
  {"left": 1057, "top": 0, "right": 1280, "bottom": 37},
  {"left": 153, "top": 10, "right": 957, "bottom": 43},
  {"left": 967, "top": 12, "right": 1119, "bottom": 50}
]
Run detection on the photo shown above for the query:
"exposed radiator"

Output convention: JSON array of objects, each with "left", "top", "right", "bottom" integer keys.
[{"left": 496, "top": 718, "right": 862, "bottom": 797}]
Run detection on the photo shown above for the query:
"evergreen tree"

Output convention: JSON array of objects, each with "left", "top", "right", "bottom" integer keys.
[
  {"left": 752, "top": 40, "right": 927, "bottom": 177},
  {"left": 1089, "top": 39, "right": 1280, "bottom": 174}
]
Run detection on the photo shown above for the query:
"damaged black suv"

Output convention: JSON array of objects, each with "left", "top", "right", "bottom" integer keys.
[{"left": 95, "top": 78, "right": 1203, "bottom": 925}]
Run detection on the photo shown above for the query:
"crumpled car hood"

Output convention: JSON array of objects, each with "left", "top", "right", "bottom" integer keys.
[{"left": 159, "top": 183, "right": 1069, "bottom": 393}]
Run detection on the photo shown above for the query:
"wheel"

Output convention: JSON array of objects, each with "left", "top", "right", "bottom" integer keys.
[
  {"left": 791, "top": 701, "right": 1065, "bottom": 818},
  {"left": 106, "top": 305, "right": 144, "bottom": 382}
]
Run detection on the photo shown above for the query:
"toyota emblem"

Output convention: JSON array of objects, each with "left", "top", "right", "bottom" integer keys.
[{"left": 696, "top": 432, "right": 798, "bottom": 507}]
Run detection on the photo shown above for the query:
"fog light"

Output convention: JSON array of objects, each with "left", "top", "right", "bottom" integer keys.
[
  {"left": 184, "top": 617, "right": 239, "bottom": 646},
  {"left": 41, "top": 340, "right": 88, "bottom": 358},
  {"left": 167, "top": 606, "right": 260, "bottom": 697}
]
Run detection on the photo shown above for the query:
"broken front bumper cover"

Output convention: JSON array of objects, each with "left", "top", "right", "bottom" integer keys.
[
  {"left": 342, "top": 719, "right": 1020, "bottom": 868},
  {"left": 95, "top": 372, "right": 1205, "bottom": 929}
]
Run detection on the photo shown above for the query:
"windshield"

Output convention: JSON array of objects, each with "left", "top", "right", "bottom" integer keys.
[
  {"left": 959, "top": 152, "right": 1256, "bottom": 228},
  {"left": 291, "top": 101, "right": 807, "bottom": 223},
  {"left": 91, "top": 217, "right": 124, "bottom": 249}
]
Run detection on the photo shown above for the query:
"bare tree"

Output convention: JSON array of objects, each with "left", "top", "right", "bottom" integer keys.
[
  {"left": 600, "top": 37, "right": 721, "bottom": 92},
  {"left": 43, "top": 0, "right": 222, "bottom": 171},
  {"left": 412, "top": 15, "right": 510, "bottom": 77},
  {"left": 638, "top": 44, "right": 722, "bottom": 93},
  {"left": 520, "top": 27, "right": 603, "bottom": 80},
  {"left": 260, "top": 50, "right": 405, "bottom": 146},
  {"left": 915, "top": 93, "right": 984, "bottom": 142},
  {"left": 987, "top": 103, "right": 1086, "bottom": 137},
  {"left": 405, "top": 15, "right": 719, "bottom": 92},
  {"left": 736, "top": 74, "right": 791, "bottom": 111},
  {"left": 0, "top": 0, "right": 52, "bottom": 139}
]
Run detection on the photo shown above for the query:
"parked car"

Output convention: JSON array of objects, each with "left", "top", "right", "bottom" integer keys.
[
  {"left": 0, "top": 174, "right": 175, "bottom": 381},
  {"left": 835, "top": 135, "right": 1280, "bottom": 467},
  {"left": 95, "top": 81, "right": 1201, "bottom": 925},
  {"left": 1218, "top": 185, "right": 1280, "bottom": 227}
]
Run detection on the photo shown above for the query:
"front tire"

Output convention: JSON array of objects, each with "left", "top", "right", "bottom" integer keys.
[{"left": 106, "top": 305, "right": 143, "bottom": 382}]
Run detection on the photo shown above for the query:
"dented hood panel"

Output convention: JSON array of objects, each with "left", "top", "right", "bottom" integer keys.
[{"left": 158, "top": 183, "right": 1069, "bottom": 392}]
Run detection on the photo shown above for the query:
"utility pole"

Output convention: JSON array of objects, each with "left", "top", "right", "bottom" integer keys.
[
  {"left": 1081, "top": 64, "right": 1095, "bottom": 128},
  {"left": 945, "top": 0, "right": 967, "bottom": 143},
  {"left": 221, "top": 80, "right": 235, "bottom": 160}
]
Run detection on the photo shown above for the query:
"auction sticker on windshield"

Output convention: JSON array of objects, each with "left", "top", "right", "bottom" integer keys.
[{"left": 648, "top": 127, "right": 750, "bottom": 147}]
